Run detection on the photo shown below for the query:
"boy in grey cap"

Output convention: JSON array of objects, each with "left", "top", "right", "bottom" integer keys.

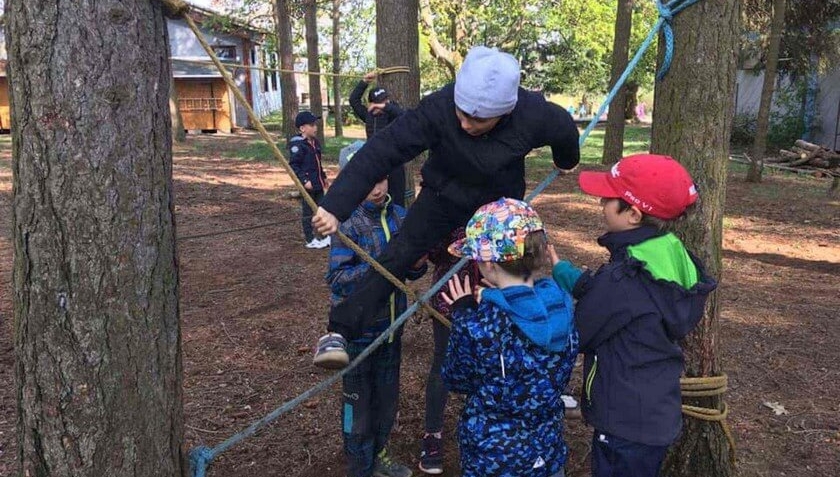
[{"left": 310, "top": 46, "right": 580, "bottom": 368}]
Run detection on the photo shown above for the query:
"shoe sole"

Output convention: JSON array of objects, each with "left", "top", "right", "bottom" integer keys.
[
  {"left": 313, "top": 351, "right": 349, "bottom": 369},
  {"left": 418, "top": 463, "right": 443, "bottom": 475}
]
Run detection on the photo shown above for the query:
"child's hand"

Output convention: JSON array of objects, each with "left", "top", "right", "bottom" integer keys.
[
  {"left": 304, "top": 180, "right": 313, "bottom": 191},
  {"left": 548, "top": 244, "right": 561, "bottom": 266},
  {"left": 312, "top": 207, "right": 339, "bottom": 235},
  {"left": 363, "top": 71, "right": 377, "bottom": 83},
  {"left": 441, "top": 275, "right": 472, "bottom": 305}
]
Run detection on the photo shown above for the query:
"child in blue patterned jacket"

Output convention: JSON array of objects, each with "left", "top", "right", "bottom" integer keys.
[
  {"left": 318, "top": 171, "right": 427, "bottom": 477},
  {"left": 440, "top": 198, "right": 578, "bottom": 477}
]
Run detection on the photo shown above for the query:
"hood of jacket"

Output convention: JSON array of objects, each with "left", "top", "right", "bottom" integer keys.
[
  {"left": 598, "top": 226, "right": 717, "bottom": 341},
  {"left": 481, "top": 278, "right": 574, "bottom": 352}
]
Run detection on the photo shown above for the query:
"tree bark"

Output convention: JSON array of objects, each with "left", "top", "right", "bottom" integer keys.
[
  {"left": 376, "top": 0, "right": 421, "bottom": 204},
  {"left": 747, "top": 0, "right": 786, "bottom": 183},
  {"left": 650, "top": 0, "right": 739, "bottom": 475},
  {"left": 602, "top": 0, "right": 635, "bottom": 165},
  {"left": 275, "top": 0, "right": 299, "bottom": 139},
  {"left": 8, "top": 1, "right": 183, "bottom": 476},
  {"left": 304, "top": 0, "right": 325, "bottom": 145},
  {"left": 331, "top": 0, "right": 344, "bottom": 137},
  {"left": 170, "top": 74, "right": 187, "bottom": 143}
]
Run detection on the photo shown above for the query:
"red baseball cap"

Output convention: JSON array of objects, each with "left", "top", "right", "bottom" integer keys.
[{"left": 578, "top": 154, "right": 698, "bottom": 220}]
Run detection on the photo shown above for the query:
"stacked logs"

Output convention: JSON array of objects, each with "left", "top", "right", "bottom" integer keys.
[{"left": 772, "top": 140, "right": 840, "bottom": 174}]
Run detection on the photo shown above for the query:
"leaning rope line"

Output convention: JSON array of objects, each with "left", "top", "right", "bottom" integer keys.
[
  {"left": 165, "top": 0, "right": 731, "bottom": 475},
  {"left": 172, "top": 57, "right": 410, "bottom": 78}
]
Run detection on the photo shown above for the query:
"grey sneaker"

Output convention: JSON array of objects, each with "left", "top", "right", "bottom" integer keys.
[
  {"left": 418, "top": 433, "right": 443, "bottom": 475},
  {"left": 312, "top": 333, "right": 349, "bottom": 369},
  {"left": 374, "top": 449, "right": 412, "bottom": 477}
]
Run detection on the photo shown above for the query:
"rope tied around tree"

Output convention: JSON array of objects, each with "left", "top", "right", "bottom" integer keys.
[
  {"left": 680, "top": 374, "right": 736, "bottom": 464},
  {"left": 177, "top": 0, "right": 716, "bottom": 474}
]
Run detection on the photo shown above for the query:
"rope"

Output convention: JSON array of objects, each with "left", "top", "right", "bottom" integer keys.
[
  {"left": 680, "top": 374, "right": 736, "bottom": 464},
  {"left": 180, "top": 14, "right": 448, "bottom": 329},
  {"left": 170, "top": 57, "right": 411, "bottom": 79},
  {"left": 181, "top": 0, "right": 709, "bottom": 474}
]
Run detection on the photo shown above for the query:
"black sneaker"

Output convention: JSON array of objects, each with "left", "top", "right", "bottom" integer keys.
[
  {"left": 418, "top": 433, "right": 443, "bottom": 475},
  {"left": 312, "top": 332, "right": 349, "bottom": 369}
]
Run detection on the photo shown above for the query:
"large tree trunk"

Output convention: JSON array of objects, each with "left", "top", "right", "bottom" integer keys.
[
  {"left": 331, "top": 0, "right": 344, "bottom": 137},
  {"left": 747, "top": 0, "right": 786, "bottom": 183},
  {"left": 304, "top": 0, "right": 325, "bottom": 145},
  {"left": 376, "top": 0, "right": 421, "bottom": 204},
  {"left": 275, "top": 0, "right": 299, "bottom": 139},
  {"left": 602, "top": 0, "right": 635, "bottom": 165},
  {"left": 8, "top": 1, "right": 183, "bottom": 476},
  {"left": 651, "top": 0, "right": 739, "bottom": 475}
]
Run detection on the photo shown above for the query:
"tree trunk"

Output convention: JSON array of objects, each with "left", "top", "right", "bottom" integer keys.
[
  {"left": 8, "top": 1, "right": 183, "bottom": 476},
  {"left": 650, "top": 0, "right": 739, "bottom": 475},
  {"left": 747, "top": 0, "right": 786, "bottom": 183},
  {"left": 170, "top": 74, "right": 187, "bottom": 143},
  {"left": 602, "top": 0, "right": 635, "bottom": 165},
  {"left": 376, "top": 0, "right": 421, "bottom": 204},
  {"left": 275, "top": 0, "right": 299, "bottom": 139},
  {"left": 304, "top": 0, "right": 325, "bottom": 145},
  {"left": 419, "top": 0, "right": 458, "bottom": 79},
  {"left": 331, "top": 0, "right": 344, "bottom": 137},
  {"left": 624, "top": 81, "right": 639, "bottom": 121}
]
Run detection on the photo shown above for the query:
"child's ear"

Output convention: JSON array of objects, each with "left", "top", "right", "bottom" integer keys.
[{"left": 627, "top": 205, "right": 644, "bottom": 225}]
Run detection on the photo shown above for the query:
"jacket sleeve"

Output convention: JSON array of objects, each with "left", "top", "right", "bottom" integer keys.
[
  {"left": 442, "top": 296, "right": 480, "bottom": 395},
  {"left": 542, "top": 102, "right": 581, "bottom": 171},
  {"left": 349, "top": 81, "right": 368, "bottom": 122},
  {"left": 325, "top": 224, "right": 370, "bottom": 298},
  {"left": 287, "top": 139, "right": 309, "bottom": 183},
  {"left": 573, "top": 268, "right": 635, "bottom": 352},
  {"left": 319, "top": 94, "right": 440, "bottom": 221},
  {"left": 383, "top": 101, "right": 405, "bottom": 122}
]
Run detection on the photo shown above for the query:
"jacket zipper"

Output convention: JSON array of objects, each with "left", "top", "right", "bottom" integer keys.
[
  {"left": 380, "top": 207, "right": 396, "bottom": 343},
  {"left": 309, "top": 139, "right": 325, "bottom": 189},
  {"left": 585, "top": 355, "right": 598, "bottom": 405}
]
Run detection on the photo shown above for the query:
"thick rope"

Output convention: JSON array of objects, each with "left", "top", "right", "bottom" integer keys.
[
  {"left": 680, "top": 374, "right": 736, "bottom": 464},
  {"left": 180, "top": 14, "right": 448, "bottom": 327},
  {"left": 183, "top": 0, "right": 709, "bottom": 474}
]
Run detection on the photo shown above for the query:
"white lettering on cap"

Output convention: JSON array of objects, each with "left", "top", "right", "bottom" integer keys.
[{"left": 610, "top": 163, "right": 621, "bottom": 178}]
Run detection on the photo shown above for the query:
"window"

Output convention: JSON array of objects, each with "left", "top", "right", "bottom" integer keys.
[{"left": 212, "top": 45, "right": 237, "bottom": 61}]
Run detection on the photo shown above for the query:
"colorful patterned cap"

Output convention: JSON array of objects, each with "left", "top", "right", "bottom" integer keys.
[{"left": 448, "top": 198, "right": 544, "bottom": 262}]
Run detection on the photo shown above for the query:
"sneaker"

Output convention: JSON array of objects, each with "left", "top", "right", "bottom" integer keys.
[
  {"left": 418, "top": 433, "right": 443, "bottom": 475},
  {"left": 305, "top": 238, "right": 322, "bottom": 249},
  {"left": 374, "top": 449, "right": 412, "bottom": 477},
  {"left": 312, "top": 333, "right": 349, "bottom": 369},
  {"left": 562, "top": 394, "right": 582, "bottom": 419},
  {"left": 319, "top": 236, "right": 331, "bottom": 247}
]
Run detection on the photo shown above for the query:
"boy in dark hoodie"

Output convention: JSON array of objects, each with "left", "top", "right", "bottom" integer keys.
[
  {"left": 550, "top": 154, "right": 717, "bottom": 477},
  {"left": 440, "top": 198, "right": 578, "bottom": 477}
]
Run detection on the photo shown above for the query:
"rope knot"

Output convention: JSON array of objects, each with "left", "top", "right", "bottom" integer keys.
[
  {"left": 189, "top": 446, "right": 215, "bottom": 477},
  {"left": 657, "top": 0, "right": 674, "bottom": 21}
]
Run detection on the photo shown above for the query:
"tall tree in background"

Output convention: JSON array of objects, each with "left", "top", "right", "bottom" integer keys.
[
  {"left": 8, "top": 0, "right": 183, "bottom": 475},
  {"left": 746, "top": 0, "right": 786, "bottom": 182},
  {"left": 332, "top": 0, "right": 344, "bottom": 137},
  {"left": 650, "top": 0, "right": 739, "bottom": 474},
  {"left": 602, "top": 0, "right": 635, "bottom": 165},
  {"left": 304, "top": 0, "right": 325, "bottom": 144},
  {"left": 170, "top": 74, "right": 187, "bottom": 143},
  {"left": 376, "top": 0, "right": 420, "bottom": 203},
  {"left": 275, "top": 0, "right": 299, "bottom": 139}
]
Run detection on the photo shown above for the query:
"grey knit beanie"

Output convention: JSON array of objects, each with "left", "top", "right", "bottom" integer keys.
[{"left": 454, "top": 46, "right": 520, "bottom": 118}]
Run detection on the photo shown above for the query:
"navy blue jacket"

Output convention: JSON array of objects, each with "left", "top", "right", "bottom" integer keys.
[
  {"left": 321, "top": 83, "right": 580, "bottom": 221},
  {"left": 572, "top": 226, "right": 716, "bottom": 446},
  {"left": 349, "top": 80, "right": 405, "bottom": 139},
  {"left": 288, "top": 135, "right": 327, "bottom": 192}
]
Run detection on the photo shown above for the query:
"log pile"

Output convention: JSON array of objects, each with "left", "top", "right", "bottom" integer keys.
[{"left": 770, "top": 140, "right": 840, "bottom": 175}]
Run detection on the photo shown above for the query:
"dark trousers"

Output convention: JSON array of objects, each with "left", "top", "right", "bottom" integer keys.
[
  {"left": 342, "top": 337, "right": 402, "bottom": 477},
  {"left": 327, "top": 188, "right": 474, "bottom": 339},
  {"left": 591, "top": 431, "right": 669, "bottom": 477},
  {"left": 424, "top": 317, "right": 450, "bottom": 432},
  {"left": 388, "top": 164, "right": 407, "bottom": 208},
  {"left": 301, "top": 189, "right": 324, "bottom": 242}
]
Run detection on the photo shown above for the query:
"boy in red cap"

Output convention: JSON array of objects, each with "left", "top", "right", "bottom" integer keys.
[{"left": 550, "top": 154, "right": 717, "bottom": 477}]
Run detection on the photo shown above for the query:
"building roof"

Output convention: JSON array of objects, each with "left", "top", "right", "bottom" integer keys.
[{"left": 171, "top": 58, "right": 224, "bottom": 78}]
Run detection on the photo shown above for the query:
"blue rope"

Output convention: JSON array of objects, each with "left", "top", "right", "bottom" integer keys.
[{"left": 188, "top": 1, "right": 706, "bottom": 475}]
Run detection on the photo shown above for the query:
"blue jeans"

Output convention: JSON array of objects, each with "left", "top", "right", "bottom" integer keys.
[
  {"left": 591, "top": 431, "right": 668, "bottom": 477},
  {"left": 342, "top": 336, "right": 402, "bottom": 477}
]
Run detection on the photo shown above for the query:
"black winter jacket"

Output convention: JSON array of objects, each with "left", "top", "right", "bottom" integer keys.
[
  {"left": 349, "top": 80, "right": 405, "bottom": 139},
  {"left": 573, "top": 226, "right": 717, "bottom": 446},
  {"left": 288, "top": 135, "right": 327, "bottom": 192},
  {"left": 321, "top": 83, "right": 579, "bottom": 220}
]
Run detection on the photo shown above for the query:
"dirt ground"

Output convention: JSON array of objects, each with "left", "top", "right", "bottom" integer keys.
[{"left": 0, "top": 131, "right": 838, "bottom": 476}]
